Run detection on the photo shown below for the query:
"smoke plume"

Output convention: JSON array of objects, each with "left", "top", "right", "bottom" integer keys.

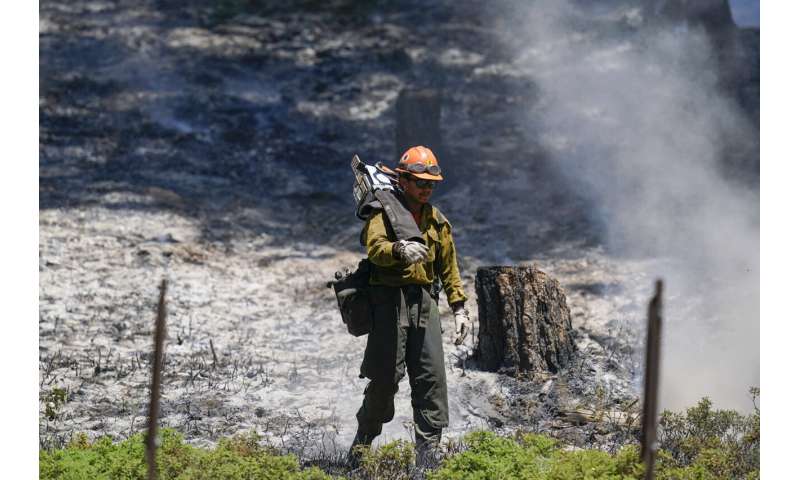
[{"left": 503, "top": 0, "right": 759, "bottom": 410}]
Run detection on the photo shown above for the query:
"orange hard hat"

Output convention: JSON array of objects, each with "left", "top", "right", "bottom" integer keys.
[{"left": 395, "top": 146, "right": 443, "bottom": 181}]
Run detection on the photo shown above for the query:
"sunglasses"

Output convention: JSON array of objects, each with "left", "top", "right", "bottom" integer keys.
[
  {"left": 409, "top": 178, "right": 437, "bottom": 189},
  {"left": 400, "top": 162, "right": 442, "bottom": 176}
]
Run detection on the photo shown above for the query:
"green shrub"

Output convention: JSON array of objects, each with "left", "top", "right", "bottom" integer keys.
[
  {"left": 657, "top": 390, "right": 759, "bottom": 479},
  {"left": 547, "top": 446, "right": 642, "bottom": 480},
  {"left": 430, "top": 432, "right": 642, "bottom": 480},
  {"left": 39, "top": 429, "right": 334, "bottom": 480},
  {"left": 429, "top": 431, "right": 550, "bottom": 480},
  {"left": 356, "top": 439, "right": 416, "bottom": 480}
]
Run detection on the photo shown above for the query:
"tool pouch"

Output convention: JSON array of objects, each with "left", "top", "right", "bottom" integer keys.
[{"left": 329, "top": 258, "right": 373, "bottom": 337}]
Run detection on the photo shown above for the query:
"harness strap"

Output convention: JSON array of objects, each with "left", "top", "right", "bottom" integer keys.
[{"left": 359, "top": 189, "right": 424, "bottom": 245}]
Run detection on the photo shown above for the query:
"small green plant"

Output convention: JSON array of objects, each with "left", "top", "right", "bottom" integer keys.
[
  {"left": 356, "top": 439, "right": 415, "bottom": 480},
  {"left": 44, "top": 387, "right": 68, "bottom": 421}
]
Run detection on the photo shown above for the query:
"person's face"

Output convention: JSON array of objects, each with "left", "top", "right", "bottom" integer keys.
[{"left": 399, "top": 175, "right": 437, "bottom": 204}]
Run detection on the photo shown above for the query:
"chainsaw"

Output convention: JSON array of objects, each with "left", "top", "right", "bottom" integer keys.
[{"left": 351, "top": 154, "right": 398, "bottom": 220}]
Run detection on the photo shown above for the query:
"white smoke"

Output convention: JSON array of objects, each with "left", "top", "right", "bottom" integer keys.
[{"left": 503, "top": 0, "right": 759, "bottom": 410}]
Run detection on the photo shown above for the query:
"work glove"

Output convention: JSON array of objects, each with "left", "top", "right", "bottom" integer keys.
[
  {"left": 452, "top": 303, "right": 470, "bottom": 346},
  {"left": 392, "top": 240, "right": 429, "bottom": 265}
]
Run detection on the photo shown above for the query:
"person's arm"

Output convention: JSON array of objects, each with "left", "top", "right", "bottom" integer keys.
[
  {"left": 364, "top": 211, "right": 404, "bottom": 267},
  {"left": 437, "top": 223, "right": 467, "bottom": 306},
  {"left": 436, "top": 223, "right": 470, "bottom": 344}
]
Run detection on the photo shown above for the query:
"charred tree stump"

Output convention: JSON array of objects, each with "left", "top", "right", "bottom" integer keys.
[
  {"left": 476, "top": 266, "right": 575, "bottom": 376},
  {"left": 395, "top": 88, "right": 442, "bottom": 159}
]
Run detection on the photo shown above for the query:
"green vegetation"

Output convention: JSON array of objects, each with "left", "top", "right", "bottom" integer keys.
[
  {"left": 428, "top": 431, "right": 737, "bottom": 480},
  {"left": 355, "top": 439, "right": 416, "bottom": 480},
  {"left": 40, "top": 429, "right": 333, "bottom": 480},
  {"left": 44, "top": 387, "right": 68, "bottom": 421},
  {"left": 656, "top": 388, "right": 760, "bottom": 480},
  {"left": 40, "top": 395, "right": 758, "bottom": 479}
]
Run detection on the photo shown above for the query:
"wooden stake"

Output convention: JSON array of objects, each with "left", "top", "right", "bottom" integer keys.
[
  {"left": 146, "top": 279, "right": 168, "bottom": 480},
  {"left": 209, "top": 339, "right": 218, "bottom": 369},
  {"left": 641, "top": 279, "right": 663, "bottom": 480}
]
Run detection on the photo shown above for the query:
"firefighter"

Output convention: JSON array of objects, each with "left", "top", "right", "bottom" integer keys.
[{"left": 348, "top": 146, "right": 470, "bottom": 467}]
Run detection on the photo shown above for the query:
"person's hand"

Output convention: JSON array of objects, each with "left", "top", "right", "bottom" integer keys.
[
  {"left": 452, "top": 303, "right": 470, "bottom": 345},
  {"left": 392, "top": 240, "right": 429, "bottom": 265}
]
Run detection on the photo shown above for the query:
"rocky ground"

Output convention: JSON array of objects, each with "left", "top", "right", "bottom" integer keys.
[{"left": 39, "top": 0, "right": 759, "bottom": 472}]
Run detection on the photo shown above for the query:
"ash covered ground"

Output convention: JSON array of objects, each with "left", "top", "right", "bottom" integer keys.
[{"left": 39, "top": 0, "right": 759, "bottom": 466}]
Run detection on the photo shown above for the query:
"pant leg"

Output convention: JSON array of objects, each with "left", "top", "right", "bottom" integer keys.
[
  {"left": 413, "top": 419, "right": 442, "bottom": 467},
  {"left": 356, "top": 286, "right": 408, "bottom": 438},
  {"left": 406, "top": 288, "right": 449, "bottom": 443},
  {"left": 355, "top": 381, "right": 399, "bottom": 439}
]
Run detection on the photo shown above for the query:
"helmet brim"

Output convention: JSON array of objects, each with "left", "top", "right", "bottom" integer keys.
[{"left": 396, "top": 168, "right": 443, "bottom": 181}]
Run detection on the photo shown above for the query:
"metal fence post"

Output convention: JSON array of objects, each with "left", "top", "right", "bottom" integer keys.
[
  {"left": 146, "top": 279, "right": 168, "bottom": 480},
  {"left": 641, "top": 279, "right": 663, "bottom": 480}
]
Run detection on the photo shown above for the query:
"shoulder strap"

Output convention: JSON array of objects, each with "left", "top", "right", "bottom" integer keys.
[
  {"left": 373, "top": 189, "right": 424, "bottom": 243},
  {"left": 356, "top": 190, "right": 382, "bottom": 221}
]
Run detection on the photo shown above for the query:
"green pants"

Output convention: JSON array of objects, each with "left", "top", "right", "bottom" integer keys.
[{"left": 356, "top": 284, "right": 448, "bottom": 448}]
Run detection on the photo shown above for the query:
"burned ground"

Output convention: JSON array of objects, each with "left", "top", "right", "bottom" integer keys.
[{"left": 39, "top": 0, "right": 758, "bottom": 468}]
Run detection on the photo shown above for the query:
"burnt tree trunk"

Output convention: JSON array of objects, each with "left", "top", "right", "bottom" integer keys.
[
  {"left": 395, "top": 88, "right": 442, "bottom": 159},
  {"left": 644, "top": 0, "right": 737, "bottom": 73},
  {"left": 476, "top": 266, "right": 575, "bottom": 376}
]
